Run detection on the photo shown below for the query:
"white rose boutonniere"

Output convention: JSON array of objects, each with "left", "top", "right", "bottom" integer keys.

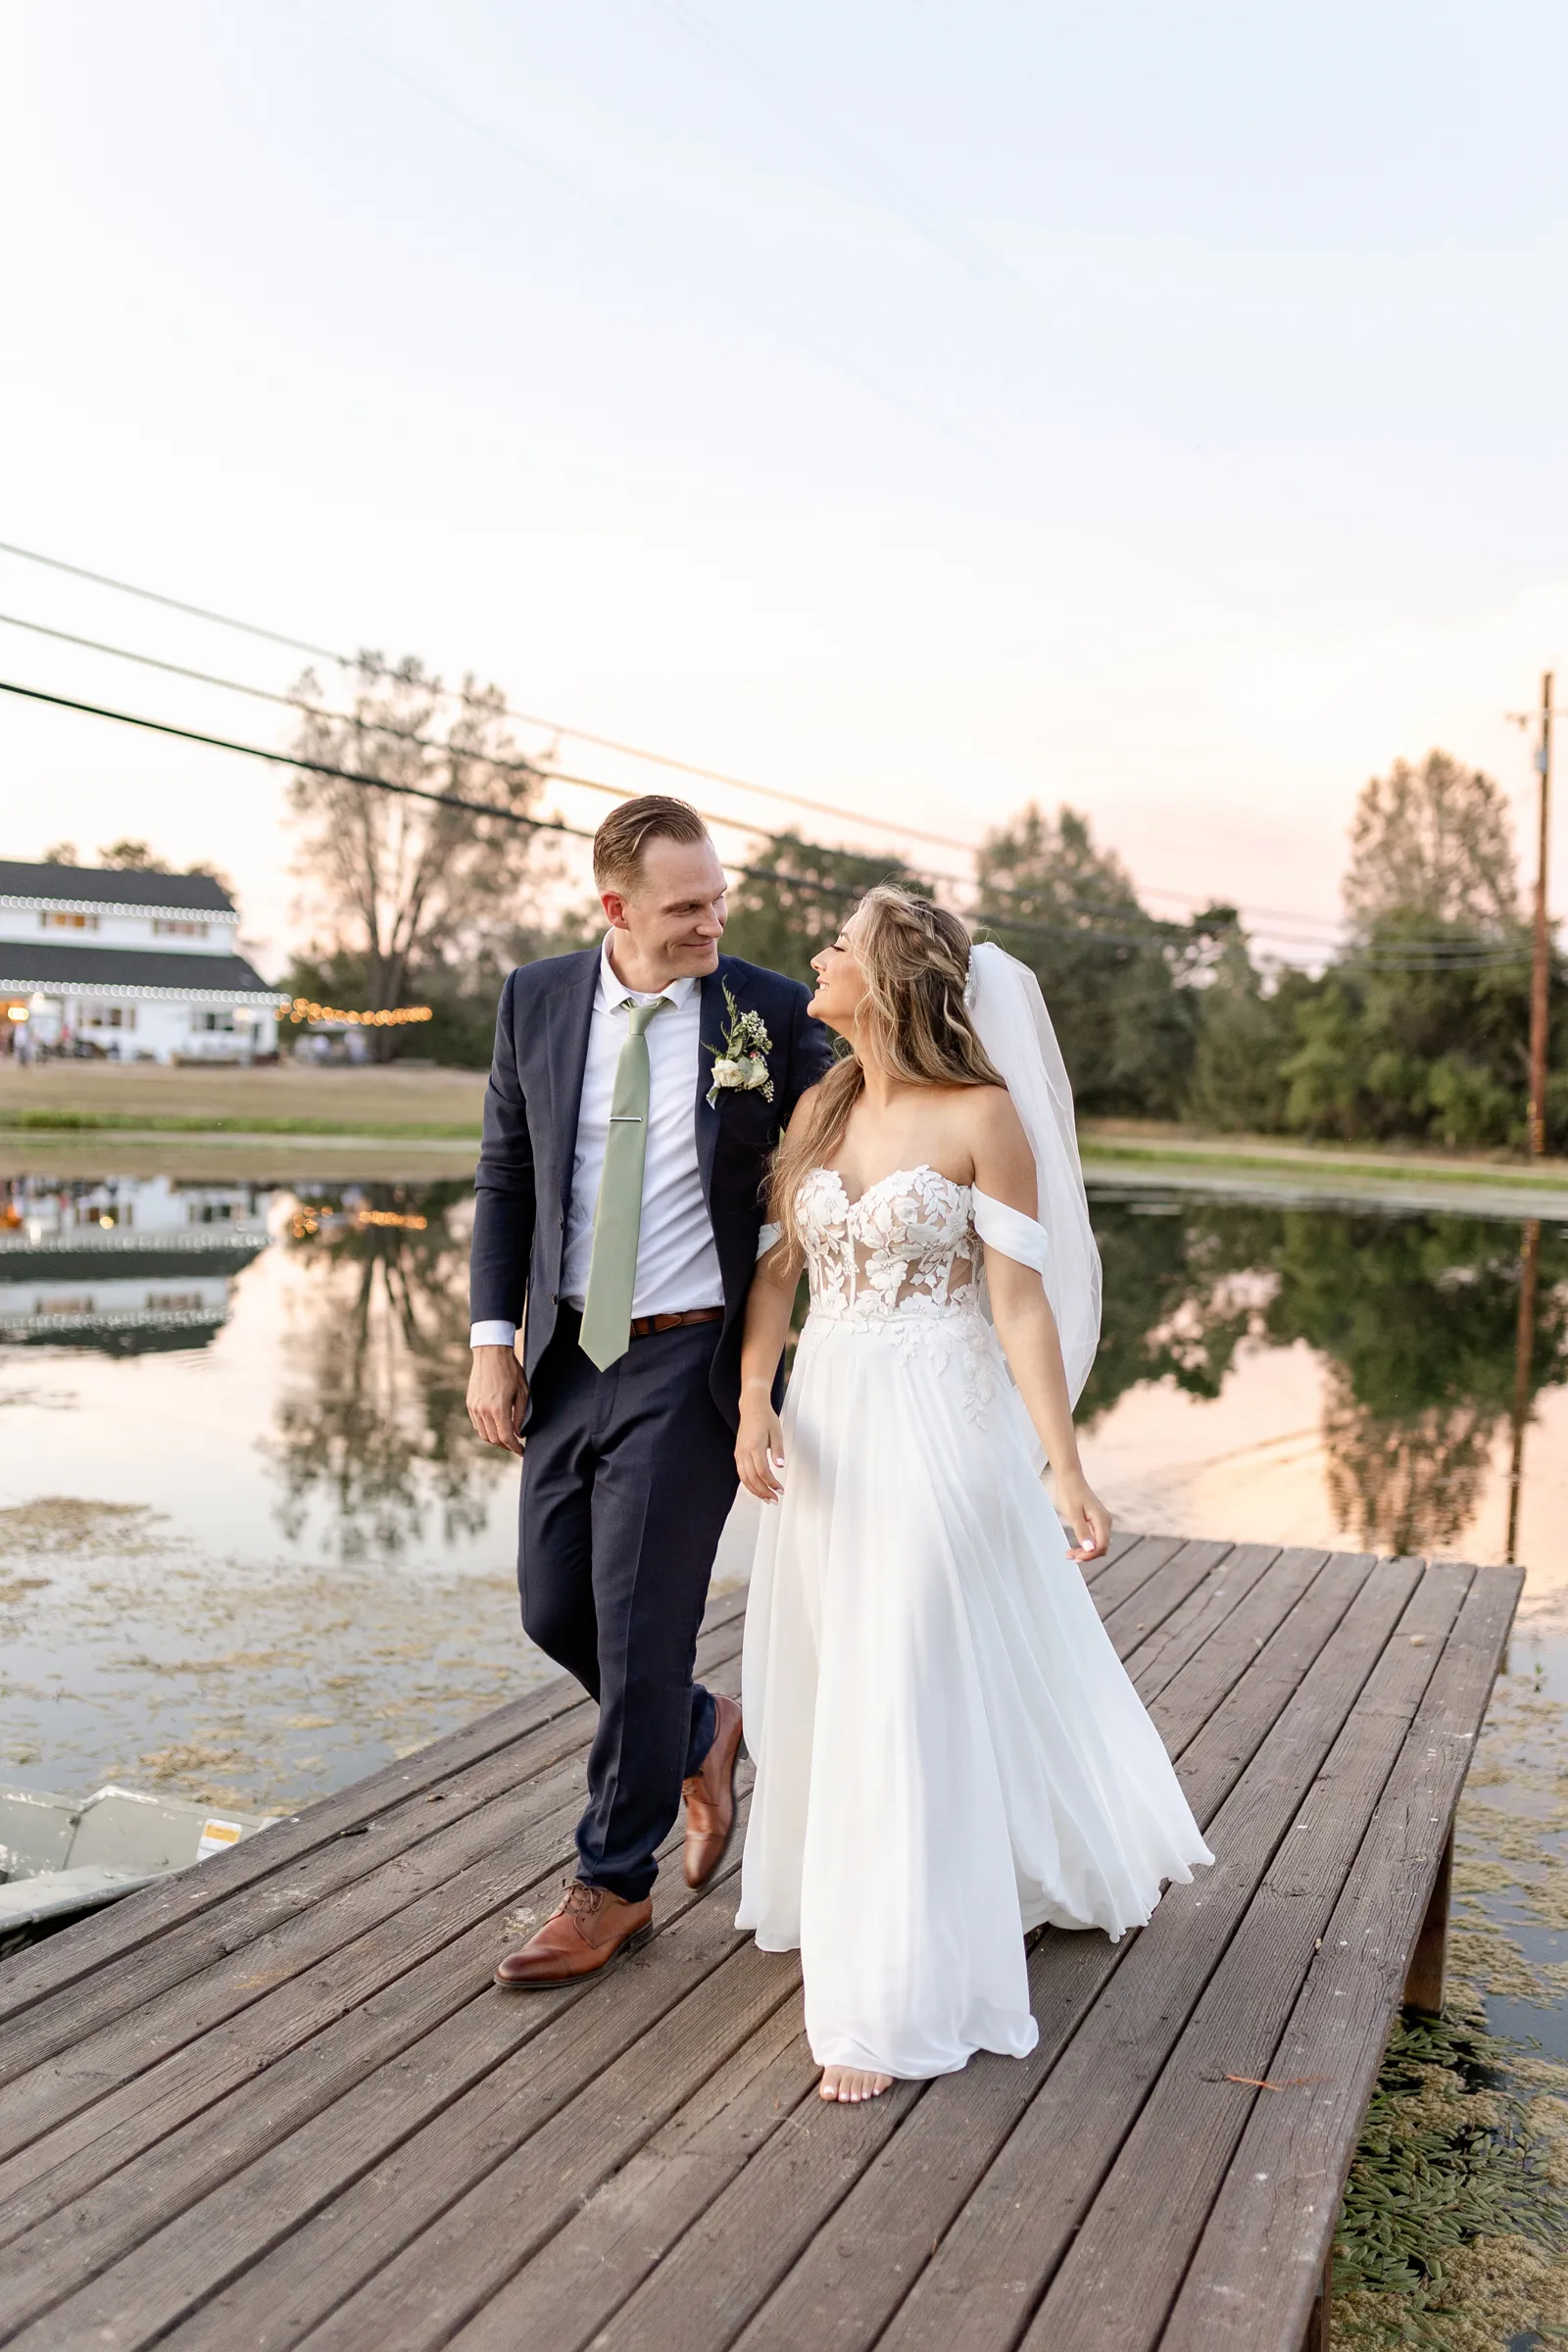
[{"left": 707, "top": 987, "right": 775, "bottom": 1109}]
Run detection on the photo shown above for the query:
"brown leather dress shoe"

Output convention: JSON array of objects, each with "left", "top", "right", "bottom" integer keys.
[
  {"left": 494, "top": 1881, "right": 654, "bottom": 1987},
  {"left": 682, "top": 1691, "right": 744, "bottom": 1889}
]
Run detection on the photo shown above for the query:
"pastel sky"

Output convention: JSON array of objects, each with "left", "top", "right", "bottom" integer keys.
[{"left": 3, "top": 1, "right": 1566, "bottom": 973}]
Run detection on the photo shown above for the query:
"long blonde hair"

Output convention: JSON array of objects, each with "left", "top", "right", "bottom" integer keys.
[{"left": 767, "top": 887, "right": 1003, "bottom": 1264}]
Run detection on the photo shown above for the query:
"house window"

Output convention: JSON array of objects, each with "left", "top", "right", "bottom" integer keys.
[
  {"left": 153, "top": 919, "right": 209, "bottom": 939},
  {"left": 82, "top": 1004, "right": 135, "bottom": 1031},
  {"left": 192, "top": 1009, "right": 235, "bottom": 1033},
  {"left": 40, "top": 909, "right": 99, "bottom": 931}
]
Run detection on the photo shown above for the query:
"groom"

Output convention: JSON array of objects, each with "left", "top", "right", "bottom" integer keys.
[{"left": 467, "top": 794, "right": 832, "bottom": 1985}]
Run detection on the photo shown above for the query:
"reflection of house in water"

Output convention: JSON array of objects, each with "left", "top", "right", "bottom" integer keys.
[{"left": 0, "top": 1178, "right": 272, "bottom": 1352}]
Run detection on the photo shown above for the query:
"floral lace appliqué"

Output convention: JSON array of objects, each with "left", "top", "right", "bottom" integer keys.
[{"left": 796, "top": 1165, "right": 999, "bottom": 1421}]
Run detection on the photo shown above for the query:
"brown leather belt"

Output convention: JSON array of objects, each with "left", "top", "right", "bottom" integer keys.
[{"left": 628, "top": 1306, "right": 723, "bottom": 1340}]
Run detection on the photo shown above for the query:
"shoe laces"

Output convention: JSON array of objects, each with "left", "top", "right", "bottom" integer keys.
[{"left": 556, "top": 1880, "right": 607, "bottom": 1919}]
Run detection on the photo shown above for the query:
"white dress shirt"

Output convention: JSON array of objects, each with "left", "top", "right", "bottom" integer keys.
[{"left": 470, "top": 936, "right": 723, "bottom": 1348}]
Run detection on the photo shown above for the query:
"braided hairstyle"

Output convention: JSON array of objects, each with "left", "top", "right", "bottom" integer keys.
[{"left": 766, "top": 886, "right": 1003, "bottom": 1266}]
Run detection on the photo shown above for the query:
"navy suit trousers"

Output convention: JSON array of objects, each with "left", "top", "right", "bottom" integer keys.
[{"left": 518, "top": 1310, "right": 735, "bottom": 1901}]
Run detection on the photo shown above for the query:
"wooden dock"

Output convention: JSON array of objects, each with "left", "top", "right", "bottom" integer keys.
[{"left": 0, "top": 1535, "right": 1519, "bottom": 2352}]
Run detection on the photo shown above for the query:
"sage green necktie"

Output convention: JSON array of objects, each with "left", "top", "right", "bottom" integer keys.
[{"left": 579, "top": 994, "right": 674, "bottom": 1370}]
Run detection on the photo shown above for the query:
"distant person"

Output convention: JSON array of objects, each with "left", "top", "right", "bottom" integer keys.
[
  {"left": 466, "top": 796, "right": 833, "bottom": 1984},
  {"left": 732, "top": 891, "right": 1212, "bottom": 2103}
]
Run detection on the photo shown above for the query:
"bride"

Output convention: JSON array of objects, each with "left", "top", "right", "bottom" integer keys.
[{"left": 732, "top": 888, "right": 1212, "bottom": 2105}]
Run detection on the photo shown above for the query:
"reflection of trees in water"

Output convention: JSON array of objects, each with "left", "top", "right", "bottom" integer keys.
[
  {"left": 268, "top": 1182, "right": 501, "bottom": 1559},
  {"left": 1267, "top": 1211, "right": 1567, "bottom": 1556},
  {"left": 1087, "top": 1198, "right": 1568, "bottom": 1557},
  {"left": 265, "top": 1179, "right": 1568, "bottom": 1561},
  {"left": 1319, "top": 1369, "right": 1495, "bottom": 1555},
  {"left": 1079, "top": 1200, "right": 1284, "bottom": 1424}
]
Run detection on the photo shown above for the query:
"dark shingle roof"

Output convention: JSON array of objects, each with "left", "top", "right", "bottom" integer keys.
[
  {"left": 0, "top": 861, "right": 235, "bottom": 914},
  {"left": 0, "top": 942, "right": 279, "bottom": 999}
]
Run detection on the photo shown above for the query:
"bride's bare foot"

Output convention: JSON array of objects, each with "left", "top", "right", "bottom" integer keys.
[{"left": 819, "top": 2065, "right": 894, "bottom": 2103}]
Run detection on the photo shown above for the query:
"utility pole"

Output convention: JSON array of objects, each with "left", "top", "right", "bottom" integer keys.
[{"left": 1527, "top": 669, "right": 1553, "bottom": 1157}]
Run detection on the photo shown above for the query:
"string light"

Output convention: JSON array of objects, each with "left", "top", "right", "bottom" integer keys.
[
  {"left": 287, "top": 999, "right": 434, "bottom": 1027},
  {"left": 287, "top": 1206, "right": 429, "bottom": 1236}
]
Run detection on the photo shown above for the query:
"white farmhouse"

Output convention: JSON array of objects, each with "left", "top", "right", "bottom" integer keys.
[{"left": 0, "top": 859, "right": 284, "bottom": 1062}]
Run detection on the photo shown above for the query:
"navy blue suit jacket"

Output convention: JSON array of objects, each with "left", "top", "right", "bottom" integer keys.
[{"left": 470, "top": 947, "right": 834, "bottom": 1426}]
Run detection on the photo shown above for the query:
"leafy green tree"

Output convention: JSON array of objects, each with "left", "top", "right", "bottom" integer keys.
[
  {"left": 1274, "top": 750, "right": 1565, "bottom": 1148},
  {"left": 1281, "top": 911, "right": 1556, "bottom": 1148},
  {"left": 1186, "top": 927, "right": 1315, "bottom": 1133},
  {"left": 283, "top": 907, "right": 596, "bottom": 1069},
  {"left": 1344, "top": 751, "right": 1519, "bottom": 933},
  {"left": 974, "top": 805, "right": 1219, "bottom": 1119},
  {"left": 718, "top": 832, "right": 926, "bottom": 987}
]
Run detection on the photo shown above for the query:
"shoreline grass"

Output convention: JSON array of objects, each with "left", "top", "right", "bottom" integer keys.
[
  {"left": 0, "top": 1110, "right": 481, "bottom": 1140},
  {"left": 1080, "top": 1137, "right": 1568, "bottom": 1196}
]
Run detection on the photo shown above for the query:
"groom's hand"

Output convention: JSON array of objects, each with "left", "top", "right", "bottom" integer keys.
[{"left": 467, "top": 1346, "right": 527, "bottom": 1456}]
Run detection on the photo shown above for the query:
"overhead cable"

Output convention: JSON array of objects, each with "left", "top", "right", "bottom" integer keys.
[
  {"left": 1, "top": 605, "right": 1380, "bottom": 948},
  {"left": 0, "top": 547, "right": 1533, "bottom": 962},
  {"left": 0, "top": 675, "right": 1275, "bottom": 959},
  {"left": 0, "top": 538, "right": 984, "bottom": 857},
  {"left": 0, "top": 537, "right": 1399, "bottom": 945}
]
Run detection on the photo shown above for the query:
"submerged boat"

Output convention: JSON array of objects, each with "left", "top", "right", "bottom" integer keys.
[{"left": 0, "top": 1782, "right": 276, "bottom": 1951}]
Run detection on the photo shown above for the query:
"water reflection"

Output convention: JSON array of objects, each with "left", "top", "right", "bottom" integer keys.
[
  {"left": 0, "top": 1176, "right": 270, "bottom": 1353},
  {"left": 2, "top": 1171, "right": 1565, "bottom": 1576},
  {"left": 267, "top": 1182, "right": 494, "bottom": 1560},
  {"left": 1084, "top": 1195, "right": 1568, "bottom": 1560}
]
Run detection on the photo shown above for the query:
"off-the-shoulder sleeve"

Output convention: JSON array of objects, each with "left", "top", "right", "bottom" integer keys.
[
  {"left": 756, "top": 1221, "right": 783, "bottom": 1259},
  {"left": 973, "top": 1189, "right": 1049, "bottom": 1273}
]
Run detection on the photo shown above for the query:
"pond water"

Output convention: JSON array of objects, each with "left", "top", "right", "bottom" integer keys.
[
  {"left": 6, "top": 1166, "right": 1568, "bottom": 2341},
  {"left": 3, "top": 1168, "right": 1565, "bottom": 1812}
]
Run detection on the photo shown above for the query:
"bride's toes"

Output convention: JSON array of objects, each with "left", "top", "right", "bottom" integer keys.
[{"left": 819, "top": 2066, "right": 895, "bottom": 2103}]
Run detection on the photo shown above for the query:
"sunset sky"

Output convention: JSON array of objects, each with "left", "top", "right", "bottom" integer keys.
[{"left": 4, "top": 2, "right": 1567, "bottom": 971}]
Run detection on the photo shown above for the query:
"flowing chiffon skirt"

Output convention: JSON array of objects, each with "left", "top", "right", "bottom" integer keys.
[{"left": 735, "top": 1309, "right": 1214, "bottom": 2080}]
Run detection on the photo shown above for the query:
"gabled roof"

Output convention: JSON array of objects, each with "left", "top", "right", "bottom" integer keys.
[
  {"left": 0, "top": 942, "right": 280, "bottom": 1003},
  {"left": 0, "top": 861, "right": 235, "bottom": 915}
]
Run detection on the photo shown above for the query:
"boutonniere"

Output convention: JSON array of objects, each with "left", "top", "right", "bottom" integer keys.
[{"left": 707, "top": 985, "right": 775, "bottom": 1108}]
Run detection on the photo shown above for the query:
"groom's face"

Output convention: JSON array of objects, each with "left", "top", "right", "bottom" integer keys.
[{"left": 603, "top": 836, "right": 729, "bottom": 985}]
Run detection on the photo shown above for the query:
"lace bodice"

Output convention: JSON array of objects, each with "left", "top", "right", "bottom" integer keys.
[{"left": 797, "top": 1164, "right": 983, "bottom": 1328}]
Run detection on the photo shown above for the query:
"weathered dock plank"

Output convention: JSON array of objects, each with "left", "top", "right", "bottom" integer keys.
[{"left": 0, "top": 1544, "right": 1519, "bottom": 2352}]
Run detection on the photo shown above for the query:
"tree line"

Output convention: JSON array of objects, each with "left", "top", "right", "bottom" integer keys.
[{"left": 285, "top": 662, "right": 1564, "bottom": 1151}]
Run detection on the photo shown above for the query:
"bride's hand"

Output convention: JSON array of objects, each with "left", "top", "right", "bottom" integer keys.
[
  {"left": 1055, "top": 1467, "right": 1111, "bottom": 1564},
  {"left": 736, "top": 1389, "right": 786, "bottom": 1502}
]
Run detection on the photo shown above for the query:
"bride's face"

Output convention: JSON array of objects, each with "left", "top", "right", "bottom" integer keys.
[{"left": 808, "top": 920, "right": 869, "bottom": 1037}]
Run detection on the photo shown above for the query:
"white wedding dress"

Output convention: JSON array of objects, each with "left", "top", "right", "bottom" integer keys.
[{"left": 735, "top": 1163, "right": 1213, "bottom": 2080}]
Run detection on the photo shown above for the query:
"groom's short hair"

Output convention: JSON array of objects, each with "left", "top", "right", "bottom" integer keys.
[{"left": 594, "top": 796, "right": 711, "bottom": 896}]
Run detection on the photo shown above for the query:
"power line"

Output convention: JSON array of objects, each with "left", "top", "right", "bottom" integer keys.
[
  {"left": 2, "top": 673, "right": 1537, "bottom": 972},
  {"left": 0, "top": 537, "right": 1404, "bottom": 947},
  {"left": 0, "top": 537, "right": 984, "bottom": 858},
  {"left": 2, "top": 543, "right": 1526, "bottom": 960},
  {"left": 0, "top": 592, "right": 1523, "bottom": 968},
  {"left": 0, "top": 606, "right": 987, "bottom": 903},
  {"left": 0, "top": 674, "right": 1275, "bottom": 960},
  {"left": 0, "top": 613, "right": 1381, "bottom": 954},
  {"left": 0, "top": 538, "right": 1369, "bottom": 945}
]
